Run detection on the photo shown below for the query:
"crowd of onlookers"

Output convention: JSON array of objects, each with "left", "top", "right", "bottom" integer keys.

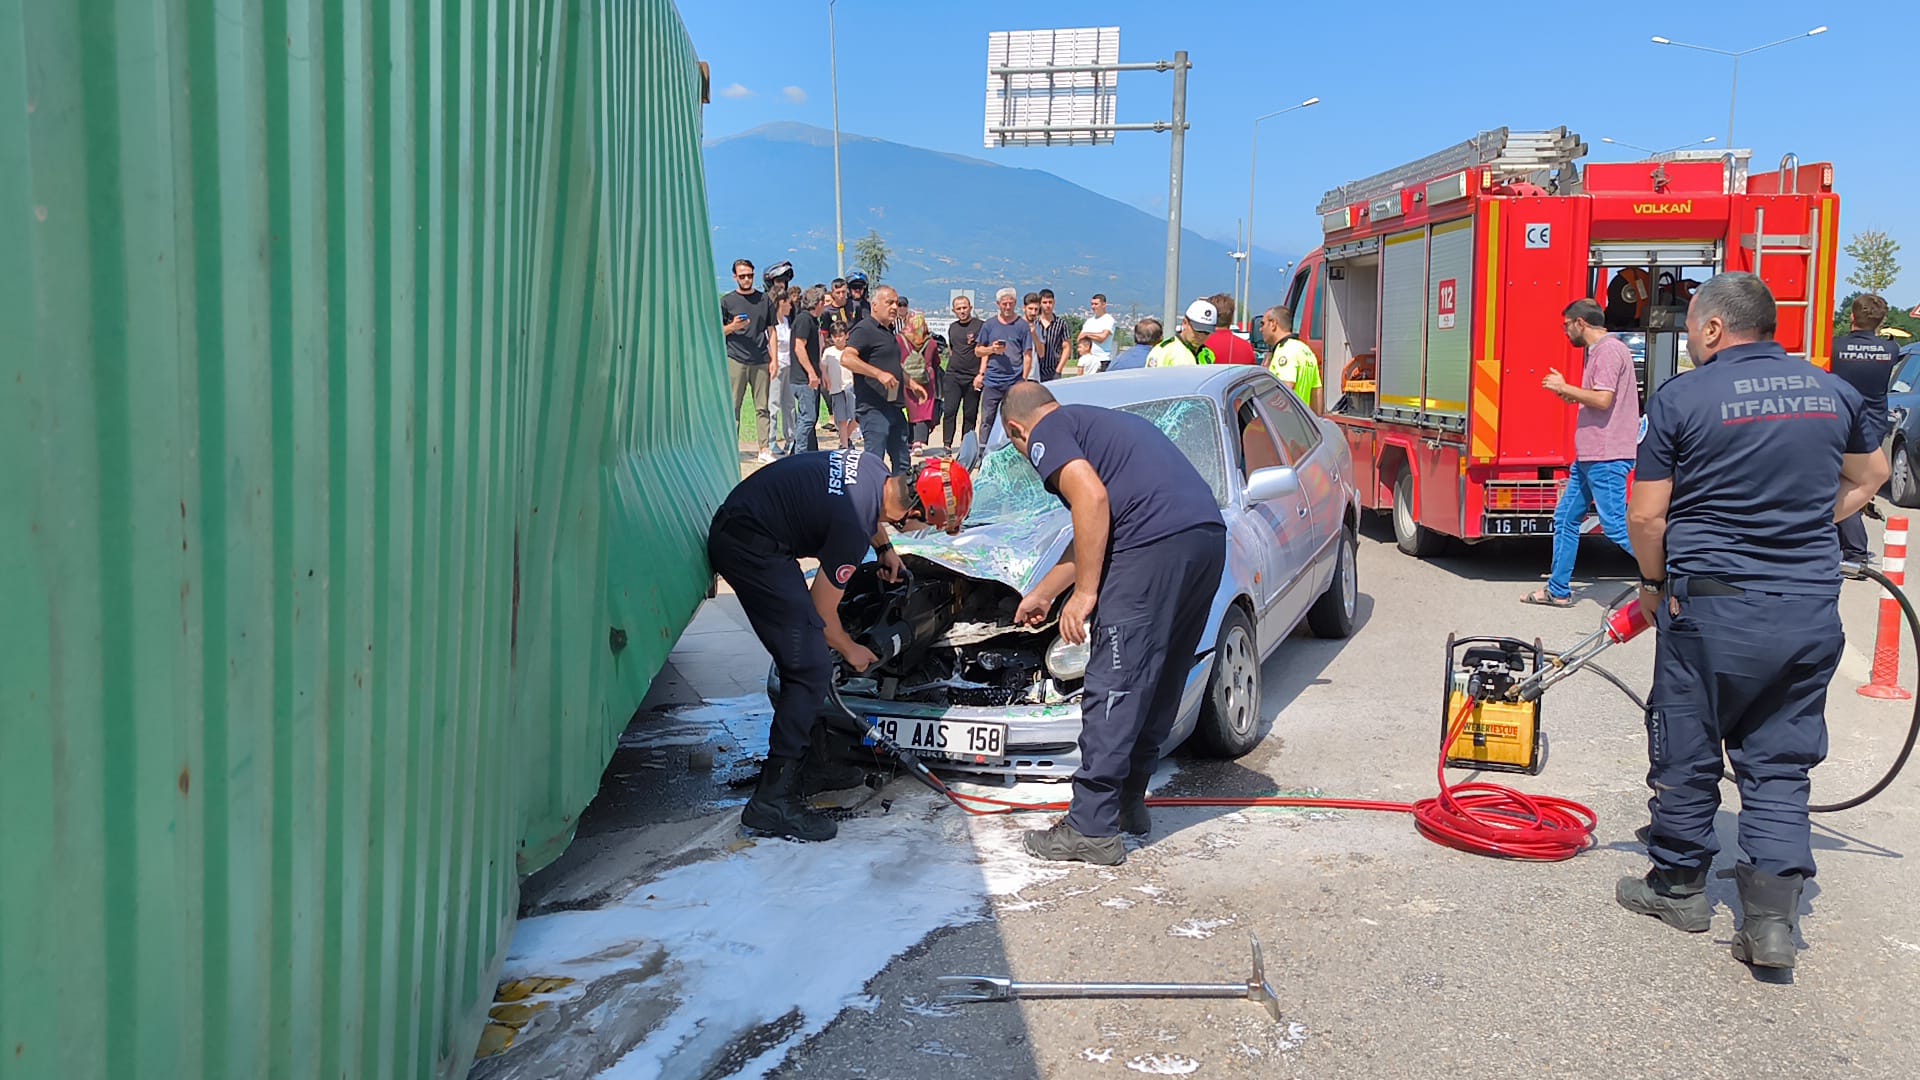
[{"left": 721, "top": 258, "right": 1327, "bottom": 470}]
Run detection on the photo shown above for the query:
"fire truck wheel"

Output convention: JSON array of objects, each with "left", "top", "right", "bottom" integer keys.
[
  {"left": 1891, "top": 438, "right": 1918, "bottom": 508},
  {"left": 1392, "top": 473, "right": 1444, "bottom": 558}
]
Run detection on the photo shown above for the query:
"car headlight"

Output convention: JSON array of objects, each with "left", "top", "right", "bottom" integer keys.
[{"left": 1045, "top": 635, "right": 1089, "bottom": 680}]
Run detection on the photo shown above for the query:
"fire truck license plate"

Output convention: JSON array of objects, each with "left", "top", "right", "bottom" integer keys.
[
  {"left": 870, "top": 717, "right": 1006, "bottom": 762},
  {"left": 1483, "top": 515, "right": 1552, "bottom": 536}
]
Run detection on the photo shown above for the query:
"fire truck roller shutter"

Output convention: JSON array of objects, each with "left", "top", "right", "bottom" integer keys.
[
  {"left": 1378, "top": 228, "right": 1428, "bottom": 422},
  {"left": 1423, "top": 217, "right": 1475, "bottom": 421}
]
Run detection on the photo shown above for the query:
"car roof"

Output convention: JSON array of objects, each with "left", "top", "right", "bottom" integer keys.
[{"left": 1041, "top": 366, "right": 1265, "bottom": 408}]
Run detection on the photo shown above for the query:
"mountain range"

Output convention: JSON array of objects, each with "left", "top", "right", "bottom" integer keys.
[{"left": 701, "top": 122, "right": 1298, "bottom": 320}]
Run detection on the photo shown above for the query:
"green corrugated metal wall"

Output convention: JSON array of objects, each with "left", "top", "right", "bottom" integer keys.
[{"left": 0, "top": 2, "right": 733, "bottom": 1078}]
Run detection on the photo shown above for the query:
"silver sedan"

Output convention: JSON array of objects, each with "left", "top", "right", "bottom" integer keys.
[{"left": 775, "top": 366, "right": 1361, "bottom": 781}]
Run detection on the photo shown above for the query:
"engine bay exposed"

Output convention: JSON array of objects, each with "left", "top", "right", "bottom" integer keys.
[{"left": 837, "top": 555, "right": 1084, "bottom": 709}]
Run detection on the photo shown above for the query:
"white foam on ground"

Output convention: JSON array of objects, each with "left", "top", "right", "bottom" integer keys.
[
  {"left": 1125, "top": 1053, "right": 1202, "bottom": 1075},
  {"left": 504, "top": 705, "right": 1187, "bottom": 1079}
]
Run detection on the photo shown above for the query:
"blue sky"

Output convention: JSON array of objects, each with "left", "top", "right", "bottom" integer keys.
[{"left": 684, "top": 0, "right": 1918, "bottom": 298}]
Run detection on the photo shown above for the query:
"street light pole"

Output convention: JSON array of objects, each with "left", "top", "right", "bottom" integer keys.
[
  {"left": 1600, "top": 135, "right": 1717, "bottom": 158},
  {"left": 828, "top": 0, "right": 845, "bottom": 277},
  {"left": 1243, "top": 97, "right": 1319, "bottom": 330},
  {"left": 1650, "top": 27, "right": 1826, "bottom": 150}
]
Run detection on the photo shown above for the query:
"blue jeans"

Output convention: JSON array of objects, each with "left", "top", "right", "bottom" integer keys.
[
  {"left": 791, "top": 383, "right": 819, "bottom": 453},
  {"left": 1547, "top": 459, "right": 1635, "bottom": 600}
]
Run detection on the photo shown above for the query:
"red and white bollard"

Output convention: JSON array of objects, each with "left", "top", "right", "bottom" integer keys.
[{"left": 1859, "top": 515, "right": 1912, "bottom": 700}]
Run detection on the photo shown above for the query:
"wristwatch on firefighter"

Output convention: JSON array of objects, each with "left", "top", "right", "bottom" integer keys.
[{"left": 1638, "top": 576, "right": 1666, "bottom": 594}]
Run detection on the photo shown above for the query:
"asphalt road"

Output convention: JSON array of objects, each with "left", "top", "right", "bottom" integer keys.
[
  {"left": 498, "top": 514, "right": 1920, "bottom": 1080},
  {"left": 770, "top": 518, "right": 1920, "bottom": 1080}
]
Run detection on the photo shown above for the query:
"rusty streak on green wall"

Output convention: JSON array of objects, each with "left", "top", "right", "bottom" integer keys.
[{"left": 0, "top": 2, "right": 734, "bottom": 1077}]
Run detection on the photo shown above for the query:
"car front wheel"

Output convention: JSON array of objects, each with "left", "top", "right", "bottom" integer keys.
[{"left": 1193, "top": 605, "right": 1263, "bottom": 758}]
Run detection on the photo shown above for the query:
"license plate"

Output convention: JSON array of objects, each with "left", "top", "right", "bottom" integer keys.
[
  {"left": 1482, "top": 515, "right": 1552, "bottom": 536},
  {"left": 868, "top": 716, "right": 1007, "bottom": 762}
]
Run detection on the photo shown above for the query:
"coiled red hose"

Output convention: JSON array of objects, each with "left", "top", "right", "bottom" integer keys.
[{"left": 903, "top": 696, "right": 1597, "bottom": 862}]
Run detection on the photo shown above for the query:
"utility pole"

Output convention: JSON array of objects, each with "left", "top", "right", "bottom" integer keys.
[
  {"left": 1162, "top": 50, "right": 1189, "bottom": 330},
  {"left": 828, "top": 0, "right": 845, "bottom": 277}
]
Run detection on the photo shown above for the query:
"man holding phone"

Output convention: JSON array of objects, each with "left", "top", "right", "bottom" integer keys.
[
  {"left": 722, "top": 258, "right": 778, "bottom": 461},
  {"left": 975, "top": 286, "right": 1034, "bottom": 445}
]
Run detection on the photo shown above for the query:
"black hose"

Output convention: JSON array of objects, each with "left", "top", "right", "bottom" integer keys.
[
  {"left": 1575, "top": 660, "right": 1648, "bottom": 713},
  {"left": 1810, "top": 564, "right": 1920, "bottom": 813},
  {"left": 1554, "top": 576, "right": 1919, "bottom": 812}
]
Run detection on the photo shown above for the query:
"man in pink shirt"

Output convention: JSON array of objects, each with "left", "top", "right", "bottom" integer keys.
[{"left": 1523, "top": 298, "right": 1640, "bottom": 607}]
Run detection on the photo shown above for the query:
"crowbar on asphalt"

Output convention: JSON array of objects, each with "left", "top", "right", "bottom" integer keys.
[{"left": 934, "top": 933, "right": 1281, "bottom": 1023}]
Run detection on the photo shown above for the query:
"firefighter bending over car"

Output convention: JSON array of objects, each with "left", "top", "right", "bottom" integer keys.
[
  {"left": 1003, "top": 381, "right": 1228, "bottom": 865},
  {"left": 707, "top": 452, "right": 972, "bottom": 843}
]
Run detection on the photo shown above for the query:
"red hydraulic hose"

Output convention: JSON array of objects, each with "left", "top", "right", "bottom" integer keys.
[{"left": 902, "top": 696, "right": 1597, "bottom": 862}]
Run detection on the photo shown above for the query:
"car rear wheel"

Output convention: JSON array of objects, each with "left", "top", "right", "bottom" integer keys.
[
  {"left": 1307, "top": 527, "right": 1358, "bottom": 639},
  {"left": 1893, "top": 438, "right": 1919, "bottom": 508},
  {"left": 1193, "top": 606, "right": 1262, "bottom": 758},
  {"left": 1393, "top": 473, "right": 1443, "bottom": 558}
]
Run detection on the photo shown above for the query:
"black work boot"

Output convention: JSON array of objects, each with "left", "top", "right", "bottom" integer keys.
[
  {"left": 1616, "top": 866, "right": 1713, "bottom": 933},
  {"left": 1023, "top": 819, "right": 1125, "bottom": 865},
  {"left": 796, "top": 723, "right": 870, "bottom": 796},
  {"left": 1731, "top": 862, "right": 1805, "bottom": 969},
  {"left": 741, "top": 755, "right": 838, "bottom": 842},
  {"left": 1118, "top": 774, "right": 1152, "bottom": 837}
]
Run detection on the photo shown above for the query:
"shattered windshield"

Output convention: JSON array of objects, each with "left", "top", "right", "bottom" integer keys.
[{"left": 965, "top": 396, "right": 1229, "bottom": 527}]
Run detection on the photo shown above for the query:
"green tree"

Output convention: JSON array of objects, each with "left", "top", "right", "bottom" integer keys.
[
  {"left": 854, "top": 229, "right": 890, "bottom": 283},
  {"left": 1844, "top": 229, "right": 1902, "bottom": 295}
]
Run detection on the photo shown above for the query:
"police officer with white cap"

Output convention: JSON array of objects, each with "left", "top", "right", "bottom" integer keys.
[{"left": 1618, "top": 272, "right": 1888, "bottom": 969}]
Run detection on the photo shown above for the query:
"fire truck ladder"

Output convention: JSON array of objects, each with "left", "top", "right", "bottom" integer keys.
[
  {"left": 1316, "top": 127, "right": 1588, "bottom": 215},
  {"left": 1746, "top": 155, "right": 1820, "bottom": 363}
]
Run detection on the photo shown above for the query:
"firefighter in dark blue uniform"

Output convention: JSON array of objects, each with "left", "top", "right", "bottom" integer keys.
[
  {"left": 1830, "top": 294, "right": 1902, "bottom": 563},
  {"left": 1001, "top": 382, "right": 1228, "bottom": 865},
  {"left": 1620, "top": 273, "right": 1888, "bottom": 969},
  {"left": 707, "top": 449, "right": 918, "bottom": 842}
]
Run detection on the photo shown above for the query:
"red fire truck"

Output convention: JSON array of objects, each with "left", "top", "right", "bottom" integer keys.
[{"left": 1280, "top": 127, "right": 1840, "bottom": 556}]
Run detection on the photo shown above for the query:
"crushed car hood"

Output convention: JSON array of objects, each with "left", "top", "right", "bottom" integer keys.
[{"left": 888, "top": 510, "right": 1071, "bottom": 595}]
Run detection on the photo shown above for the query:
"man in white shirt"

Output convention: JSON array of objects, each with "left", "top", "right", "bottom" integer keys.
[{"left": 1077, "top": 293, "right": 1116, "bottom": 374}]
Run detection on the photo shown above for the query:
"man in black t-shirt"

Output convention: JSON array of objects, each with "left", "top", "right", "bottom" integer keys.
[
  {"left": 708, "top": 449, "right": 921, "bottom": 842},
  {"left": 838, "top": 284, "right": 925, "bottom": 475},
  {"left": 721, "top": 258, "right": 779, "bottom": 460},
  {"left": 1619, "top": 273, "right": 1887, "bottom": 970},
  {"left": 789, "top": 286, "right": 827, "bottom": 452},
  {"left": 1002, "top": 382, "right": 1227, "bottom": 866},
  {"left": 942, "top": 294, "right": 985, "bottom": 447},
  {"left": 1830, "top": 294, "right": 1902, "bottom": 562}
]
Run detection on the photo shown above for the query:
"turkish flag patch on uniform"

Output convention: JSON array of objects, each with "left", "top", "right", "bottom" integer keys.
[{"left": 835, "top": 564, "right": 855, "bottom": 585}]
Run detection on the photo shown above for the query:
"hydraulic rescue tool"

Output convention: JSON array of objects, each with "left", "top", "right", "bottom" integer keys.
[
  {"left": 1441, "top": 596, "right": 1653, "bottom": 776},
  {"left": 937, "top": 934, "right": 1282, "bottom": 1023}
]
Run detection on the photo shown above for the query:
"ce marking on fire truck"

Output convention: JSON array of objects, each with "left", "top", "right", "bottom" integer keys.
[{"left": 1524, "top": 223, "right": 1552, "bottom": 249}]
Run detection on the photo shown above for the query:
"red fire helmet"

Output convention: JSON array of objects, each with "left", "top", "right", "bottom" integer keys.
[{"left": 912, "top": 459, "right": 973, "bottom": 534}]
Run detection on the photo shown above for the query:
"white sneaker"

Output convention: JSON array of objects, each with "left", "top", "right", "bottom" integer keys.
[{"left": 756, "top": 450, "right": 775, "bottom": 464}]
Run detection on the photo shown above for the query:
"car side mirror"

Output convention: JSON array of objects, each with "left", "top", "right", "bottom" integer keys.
[{"left": 1245, "top": 465, "right": 1301, "bottom": 502}]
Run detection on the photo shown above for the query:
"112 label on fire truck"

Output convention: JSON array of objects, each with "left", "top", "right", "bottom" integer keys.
[{"left": 1437, "top": 279, "right": 1458, "bottom": 329}]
